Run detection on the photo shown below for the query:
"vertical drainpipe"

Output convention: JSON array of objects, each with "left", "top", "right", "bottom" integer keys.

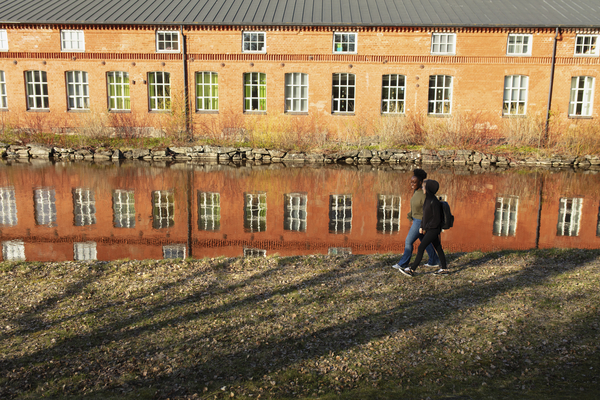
[
  {"left": 181, "top": 24, "right": 191, "bottom": 140},
  {"left": 545, "top": 27, "right": 560, "bottom": 144}
]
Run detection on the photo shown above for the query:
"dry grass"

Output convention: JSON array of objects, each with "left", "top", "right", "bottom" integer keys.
[{"left": 1, "top": 249, "right": 599, "bottom": 399}]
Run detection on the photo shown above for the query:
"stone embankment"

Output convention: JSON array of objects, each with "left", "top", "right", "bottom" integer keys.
[{"left": 2, "top": 143, "right": 600, "bottom": 169}]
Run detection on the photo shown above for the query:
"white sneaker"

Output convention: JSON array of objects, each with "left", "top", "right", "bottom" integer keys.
[
  {"left": 433, "top": 268, "right": 449, "bottom": 275},
  {"left": 424, "top": 263, "right": 439, "bottom": 268}
]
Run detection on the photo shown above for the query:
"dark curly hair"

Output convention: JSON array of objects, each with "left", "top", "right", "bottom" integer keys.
[{"left": 413, "top": 168, "right": 427, "bottom": 182}]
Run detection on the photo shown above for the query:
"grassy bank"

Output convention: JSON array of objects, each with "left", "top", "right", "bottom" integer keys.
[{"left": 1, "top": 249, "right": 599, "bottom": 399}]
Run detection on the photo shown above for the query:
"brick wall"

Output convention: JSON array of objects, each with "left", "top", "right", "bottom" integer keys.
[{"left": 0, "top": 25, "right": 599, "bottom": 137}]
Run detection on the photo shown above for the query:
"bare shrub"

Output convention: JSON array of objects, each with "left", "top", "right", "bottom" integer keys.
[
  {"left": 549, "top": 119, "right": 600, "bottom": 156},
  {"left": 158, "top": 91, "right": 189, "bottom": 144},
  {"left": 75, "top": 108, "right": 111, "bottom": 139},
  {"left": 374, "top": 112, "right": 423, "bottom": 147},
  {"left": 423, "top": 111, "right": 499, "bottom": 149},
  {"left": 499, "top": 112, "right": 545, "bottom": 148}
]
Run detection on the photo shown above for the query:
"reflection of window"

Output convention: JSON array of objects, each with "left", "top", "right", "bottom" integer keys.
[
  {"left": 333, "top": 32, "right": 357, "bottom": 53},
  {"left": 328, "top": 247, "right": 352, "bottom": 256},
  {"left": 244, "top": 192, "right": 267, "bottom": 232},
  {"left": 244, "top": 72, "right": 267, "bottom": 112},
  {"left": 107, "top": 71, "right": 130, "bottom": 111},
  {"left": 74, "top": 242, "right": 97, "bottom": 261},
  {"left": 329, "top": 194, "right": 352, "bottom": 234},
  {"left": 0, "top": 187, "right": 17, "bottom": 227},
  {"left": 575, "top": 35, "right": 599, "bottom": 56},
  {"left": 242, "top": 31, "right": 266, "bottom": 53},
  {"left": 198, "top": 192, "right": 220, "bottom": 231},
  {"left": 569, "top": 76, "right": 594, "bottom": 117},
  {"left": 73, "top": 188, "right": 96, "bottom": 226},
  {"left": 503, "top": 75, "right": 528, "bottom": 116},
  {"left": 557, "top": 197, "right": 583, "bottom": 236},
  {"left": 244, "top": 247, "right": 266, "bottom": 257},
  {"left": 431, "top": 33, "right": 456, "bottom": 55},
  {"left": 113, "top": 190, "right": 135, "bottom": 228},
  {"left": 66, "top": 71, "right": 89, "bottom": 110},
  {"left": 428, "top": 75, "right": 452, "bottom": 115},
  {"left": 25, "top": 70, "right": 49, "bottom": 110},
  {"left": 284, "top": 193, "right": 307, "bottom": 232},
  {"left": 148, "top": 71, "right": 171, "bottom": 110},
  {"left": 34, "top": 188, "right": 57, "bottom": 227},
  {"left": 163, "top": 244, "right": 186, "bottom": 259},
  {"left": 285, "top": 73, "right": 309, "bottom": 112},
  {"left": 507, "top": 34, "right": 532, "bottom": 56},
  {"left": 381, "top": 74, "right": 406, "bottom": 114},
  {"left": 152, "top": 191, "right": 174, "bottom": 229},
  {"left": 196, "top": 72, "right": 219, "bottom": 111},
  {"left": 61, "top": 30, "right": 85, "bottom": 51},
  {"left": 493, "top": 196, "right": 519, "bottom": 236},
  {"left": 377, "top": 195, "right": 401, "bottom": 234},
  {"left": 156, "top": 31, "right": 179, "bottom": 52},
  {"left": 2, "top": 240, "right": 25, "bottom": 261},
  {"left": 332, "top": 73, "right": 355, "bottom": 113}
]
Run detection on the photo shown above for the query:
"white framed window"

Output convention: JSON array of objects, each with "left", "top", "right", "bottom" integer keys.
[
  {"left": 152, "top": 191, "right": 174, "bottom": 229},
  {"left": 196, "top": 72, "right": 219, "bottom": 111},
  {"left": 244, "top": 247, "right": 266, "bottom": 257},
  {"left": 61, "top": 30, "right": 85, "bottom": 52},
  {"left": 198, "top": 191, "right": 220, "bottom": 231},
  {"left": 2, "top": 240, "right": 25, "bottom": 261},
  {"left": 0, "top": 30, "right": 7, "bottom": 51},
  {"left": 575, "top": 34, "right": 599, "bottom": 56},
  {"left": 507, "top": 34, "right": 532, "bottom": 56},
  {"left": 0, "top": 71, "right": 7, "bottom": 109},
  {"left": 73, "top": 188, "right": 96, "bottom": 226},
  {"left": 244, "top": 192, "right": 267, "bottom": 232},
  {"left": 107, "top": 71, "right": 130, "bottom": 111},
  {"left": 333, "top": 32, "right": 357, "bottom": 53},
  {"left": 428, "top": 75, "right": 452, "bottom": 115},
  {"left": 74, "top": 242, "right": 97, "bottom": 261},
  {"left": 148, "top": 71, "right": 171, "bottom": 111},
  {"left": 493, "top": 196, "right": 519, "bottom": 236},
  {"left": 329, "top": 194, "right": 352, "bottom": 234},
  {"left": 34, "top": 188, "right": 57, "bottom": 227},
  {"left": 244, "top": 72, "right": 266, "bottom": 112},
  {"left": 569, "top": 76, "right": 595, "bottom": 117},
  {"left": 66, "top": 71, "right": 89, "bottom": 110},
  {"left": 25, "top": 70, "right": 49, "bottom": 110},
  {"left": 0, "top": 187, "right": 17, "bottom": 227},
  {"left": 242, "top": 31, "right": 266, "bottom": 53},
  {"left": 156, "top": 31, "right": 179, "bottom": 52},
  {"left": 284, "top": 193, "right": 307, "bottom": 232},
  {"left": 377, "top": 195, "right": 401, "bottom": 234},
  {"left": 381, "top": 74, "right": 406, "bottom": 114},
  {"left": 503, "top": 75, "right": 528, "bottom": 116},
  {"left": 285, "top": 73, "right": 308, "bottom": 113},
  {"left": 163, "top": 244, "right": 186, "bottom": 259},
  {"left": 431, "top": 33, "right": 456, "bottom": 55},
  {"left": 332, "top": 73, "right": 355, "bottom": 113},
  {"left": 557, "top": 197, "right": 583, "bottom": 237},
  {"left": 113, "top": 189, "right": 135, "bottom": 228}
]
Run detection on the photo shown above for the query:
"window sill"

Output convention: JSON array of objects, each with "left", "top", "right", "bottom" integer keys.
[
  {"left": 61, "top": 50, "right": 85, "bottom": 53},
  {"left": 156, "top": 51, "right": 180, "bottom": 54},
  {"left": 332, "top": 112, "right": 355, "bottom": 116},
  {"left": 196, "top": 110, "right": 219, "bottom": 114},
  {"left": 285, "top": 111, "right": 308, "bottom": 115},
  {"left": 244, "top": 111, "right": 267, "bottom": 115},
  {"left": 502, "top": 114, "right": 527, "bottom": 118},
  {"left": 427, "top": 114, "right": 451, "bottom": 118},
  {"left": 67, "top": 109, "right": 90, "bottom": 113},
  {"left": 430, "top": 53, "right": 456, "bottom": 56},
  {"left": 333, "top": 51, "right": 358, "bottom": 55},
  {"left": 149, "top": 110, "right": 171, "bottom": 113},
  {"left": 506, "top": 54, "right": 532, "bottom": 57},
  {"left": 568, "top": 115, "right": 593, "bottom": 119},
  {"left": 574, "top": 54, "right": 600, "bottom": 57},
  {"left": 381, "top": 112, "right": 405, "bottom": 117},
  {"left": 108, "top": 110, "right": 131, "bottom": 113},
  {"left": 26, "top": 109, "right": 50, "bottom": 113},
  {"left": 242, "top": 51, "right": 267, "bottom": 54}
]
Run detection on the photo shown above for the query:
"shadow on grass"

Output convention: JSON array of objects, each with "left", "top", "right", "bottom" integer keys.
[{"left": 1, "top": 250, "right": 600, "bottom": 399}]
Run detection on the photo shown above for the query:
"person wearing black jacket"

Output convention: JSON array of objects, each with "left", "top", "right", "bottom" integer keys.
[{"left": 400, "top": 179, "right": 448, "bottom": 277}]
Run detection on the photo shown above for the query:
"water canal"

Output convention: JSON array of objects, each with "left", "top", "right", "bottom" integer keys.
[{"left": 0, "top": 160, "right": 598, "bottom": 262}]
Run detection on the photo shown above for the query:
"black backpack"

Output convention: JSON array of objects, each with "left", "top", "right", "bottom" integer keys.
[{"left": 439, "top": 199, "right": 454, "bottom": 230}]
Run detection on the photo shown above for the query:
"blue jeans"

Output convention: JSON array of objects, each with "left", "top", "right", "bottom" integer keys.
[{"left": 396, "top": 218, "right": 439, "bottom": 268}]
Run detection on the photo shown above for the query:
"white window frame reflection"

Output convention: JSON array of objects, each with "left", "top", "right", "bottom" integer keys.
[
  {"left": 377, "top": 195, "right": 401, "bottom": 234},
  {"left": 557, "top": 197, "right": 583, "bottom": 237},
  {"left": 152, "top": 191, "right": 175, "bottom": 229},
  {"left": 73, "top": 188, "right": 96, "bottom": 226},
  {"left": 163, "top": 244, "right": 186, "bottom": 259},
  {"left": 2, "top": 240, "right": 25, "bottom": 261},
  {"left": 284, "top": 193, "right": 307, "bottom": 232},
  {"left": 329, "top": 194, "right": 352, "bottom": 234},
  {"left": 198, "top": 191, "right": 220, "bottom": 231},
  {"left": 244, "top": 247, "right": 266, "bottom": 257},
  {"left": 34, "top": 187, "right": 57, "bottom": 227},
  {"left": 244, "top": 192, "right": 267, "bottom": 232},
  {"left": 74, "top": 241, "right": 97, "bottom": 261},
  {"left": 493, "top": 196, "right": 519, "bottom": 237},
  {"left": 0, "top": 187, "right": 17, "bottom": 227},
  {"left": 113, "top": 189, "right": 135, "bottom": 228}
]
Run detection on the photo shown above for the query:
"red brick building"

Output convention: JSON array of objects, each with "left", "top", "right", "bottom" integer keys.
[{"left": 0, "top": 0, "right": 599, "bottom": 136}]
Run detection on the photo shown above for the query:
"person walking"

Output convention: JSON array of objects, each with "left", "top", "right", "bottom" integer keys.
[
  {"left": 400, "top": 179, "right": 448, "bottom": 277},
  {"left": 391, "top": 169, "right": 439, "bottom": 272}
]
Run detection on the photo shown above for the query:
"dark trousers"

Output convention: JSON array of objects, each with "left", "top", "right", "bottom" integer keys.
[{"left": 409, "top": 228, "right": 447, "bottom": 271}]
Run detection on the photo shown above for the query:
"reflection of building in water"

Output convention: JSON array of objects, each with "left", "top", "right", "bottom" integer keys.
[
  {"left": 284, "top": 193, "right": 307, "bottom": 232},
  {"left": 328, "top": 247, "right": 352, "bottom": 256},
  {"left": 73, "top": 188, "right": 96, "bottom": 226},
  {"left": 198, "top": 192, "right": 220, "bottom": 231},
  {"left": 34, "top": 187, "right": 57, "bottom": 227},
  {"left": 244, "top": 192, "right": 267, "bottom": 232},
  {"left": 163, "top": 244, "right": 186, "bottom": 259},
  {"left": 2, "top": 239, "right": 25, "bottom": 261},
  {"left": 244, "top": 247, "right": 266, "bottom": 257},
  {"left": 152, "top": 190, "right": 174, "bottom": 229},
  {"left": 493, "top": 196, "right": 519, "bottom": 237},
  {"left": 557, "top": 197, "right": 583, "bottom": 236},
  {"left": 74, "top": 241, "right": 97, "bottom": 261},
  {"left": 0, "top": 187, "right": 17, "bottom": 227},
  {"left": 377, "top": 194, "right": 401, "bottom": 234},
  {"left": 329, "top": 194, "right": 352, "bottom": 234},
  {"left": 113, "top": 190, "right": 135, "bottom": 228}
]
